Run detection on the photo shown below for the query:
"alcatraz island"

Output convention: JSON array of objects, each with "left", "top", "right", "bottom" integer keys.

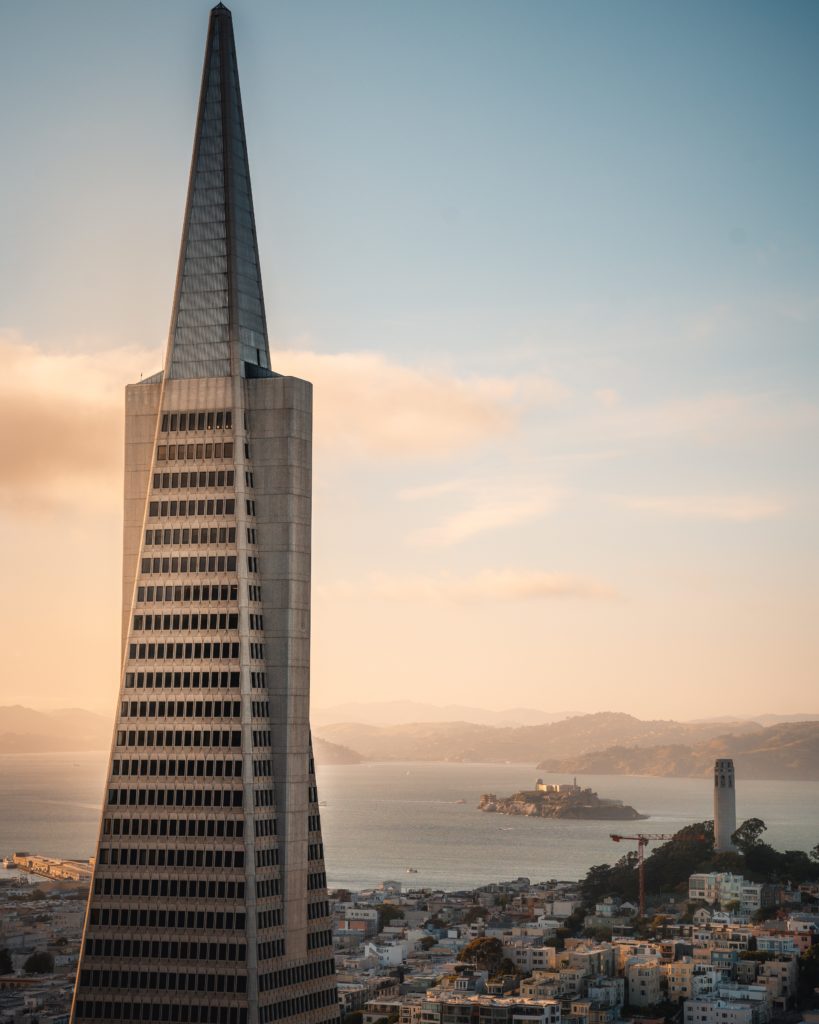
[{"left": 478, "top": 777, "right": 648, "bottom": 820}]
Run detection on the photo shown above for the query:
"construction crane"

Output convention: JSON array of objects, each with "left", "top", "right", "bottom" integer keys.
[{"left": 609, "top": 833, "right": 676, "bottom": 918}]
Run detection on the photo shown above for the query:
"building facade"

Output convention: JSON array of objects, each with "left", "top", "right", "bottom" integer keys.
[{"left": 69, "top": 7, "right": 337, "bottom": 1024}]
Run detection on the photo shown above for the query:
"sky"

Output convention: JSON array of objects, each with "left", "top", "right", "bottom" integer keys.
[{"left": 1, "top": 0, "right": 818, "bottom": 720}]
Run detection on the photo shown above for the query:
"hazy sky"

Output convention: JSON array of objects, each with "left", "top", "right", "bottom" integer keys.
[{"left": 1, "top": 0, "right": 818, "bottom": 719}]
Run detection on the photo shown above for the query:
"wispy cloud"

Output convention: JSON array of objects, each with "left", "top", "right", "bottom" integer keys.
[
  {"left": 317, "top": 568, "right": 617, "bottom": 604},
  {"left": 0, "top": 333, "right": 566, "bottom": 513},
  {"left": 0, "top": 330, "right": 156, "bottom": 513},
  {"left": 399, "top": 477, "right": 561, "bottom": 546},
  {"left": 280, "top": 349, "right": 563, "bottom": 458},
  {"left": 616, "top": 493, "right": 787, "bottom": 522}
]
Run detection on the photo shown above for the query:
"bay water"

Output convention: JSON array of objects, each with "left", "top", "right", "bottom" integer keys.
[{"left": 1, "top": 752, "right": 816, "bottom": 890}]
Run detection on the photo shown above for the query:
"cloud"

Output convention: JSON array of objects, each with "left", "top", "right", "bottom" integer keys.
[
  {"left": 280, "top": 349, "right": 563, "bottom": 458},
  {"left": 617, "top": 493, "right": 787, "bottom": 522},
  {"left": 317, "top": 568, "right": 616, "bottom": 604},
  {"left": 0, "top": 330, "right": 158, "bottom": 513},
  {"left": 399, "top": 477, "right": 561, "bottom": 546},
  {"left": 0, "top": 333, "right": 565, "bottom": 513}
]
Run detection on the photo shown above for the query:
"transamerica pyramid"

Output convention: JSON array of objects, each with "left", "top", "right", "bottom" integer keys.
[{"left": 70, "top": 7, "right": 338, "bottom": 1024}]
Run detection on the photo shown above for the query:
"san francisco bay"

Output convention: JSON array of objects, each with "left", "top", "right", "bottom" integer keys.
[{"left": 1, "top": 752, "right": 816, "bottom": 890}]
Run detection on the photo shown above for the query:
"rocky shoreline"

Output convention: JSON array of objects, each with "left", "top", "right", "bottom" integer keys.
[{"left": 478, "top": 784, "right": 647, "bottom": 821}]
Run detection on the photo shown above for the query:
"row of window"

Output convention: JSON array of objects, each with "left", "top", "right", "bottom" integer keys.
[
  {"left": 107, "top": 788, "right": 243, "bottom": 809},
  {"left": 256, "top": 939, "right": 285, "bottom": 962},
  {"left": 308, "top": 843, "right": 324, "bottom": 861},
  {"left": 98, "top": 847, "right": 244, "bottom": 870},
  {"left": 251, "top": 700, "right": 270, "bottom": 717},
  {"left": 248, "top": 584, "right": 262, "bottom": 601},
  {"left": 160, "top": 410, "right": 232, "bottom": 433},
  {"left": 256, "top": 878, "right": 281, "bottom": 898},
  {"left": 103, "top": 817, "right": 244, "bottom": 839},
  {"left": 153, "top": 470, "right": 235, "bottom": 491},
  {"left": 307, "top": 900, "right": 331, "bottom": 921},
  {"left": 80, "top": 968, "right": 247, "bottom": 995},
  {"left": 133, "top": 613, "right": 239, "bottom": 631},
  {"left": 145, "top": 527, "right": 237, "bottom": 546},
  {"left": 83, "top": 939, "right": 246, "bottom": 963},
  {"left": 249, "top": 613, "right": 264, "bottom": 630},
  {"left": 127, "top": 641, "right": 240, "bottom": 661},
  {"left": 89, "top": 907, "right": 246, "bottom": 931},
  {"left": 125, "top": 671, "right": 239, "bottom": 690},
  {"left": 259, "top": 984, "right": 338, "bottom": 1022},
  {"left": 112, "top": 758, "right": 244, "bottom": 779},
  {"left": 255, "top": 818, "right": 277, "bottom": 838},
  {"left": 251, "top": 671, "right": 267, "bottom": 689},
  {"left": 93, "top": 876, "right": 246, "bottom": 900},
  {"left": 74, "top": 999, "right": 247, "bottom": 1024},
  {"left": 260, "top": 957, "right": 335, "bottom": 997},
  {"left": 254, "top": 789, "right": 274, "bottom": 808},
  {"left": 157, "top": 442, "right": 234, "bottom": 462},
  {"left": 249, "top": 642, "right": 265, "bottom": 660},
  {"left": 148, "top": 500, "right": 236, "bottom": 519},
  {"left": 257, "top": 908, "right": 282, "bottom": 929},
  {"left": 307, "top": 871, "right": 327, "bottom": 891},
  {"left": 121, "top": 700, "right": 241, "bottom": 719},
  {"left": 306, "top": 930, "right": 334, "bottom": 951},
  {"left": 137, "top": 584, "right": 238, "bottom": 604},
  {"left": 117, "top": 729, "right": 241, "bottom": 749},
  {"left": 141, "top": 555, "right": 237, "bottom": 574},
  {"left": 255, "top": 848, "right": 279, "bottom": 868},
  {"left": 253, "top": 760, "right": 272, "bottom": 777}
]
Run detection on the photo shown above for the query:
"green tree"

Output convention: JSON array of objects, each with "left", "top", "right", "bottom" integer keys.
[
  {"left": 0, "top": 948, "right": 12, "bottom": 975},
  {"left": 457, "top": 937, "right": 505, "bottom": 976},
  {"left": 732, "top": 818, "right": 767, "bottom": 853},
  {"left": 379, "top": 905, "right": 405, "bottom": 927},
  {"left": 24, "top": 952, "right": 54, "bottom": 974}
]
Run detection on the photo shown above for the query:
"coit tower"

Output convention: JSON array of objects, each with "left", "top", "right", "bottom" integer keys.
[
  {"left": 714, "top": 758, "right": 737, "bottom": 852},
  {"left": 70, "top": 7, "right": 338, "bottom": 1024}
]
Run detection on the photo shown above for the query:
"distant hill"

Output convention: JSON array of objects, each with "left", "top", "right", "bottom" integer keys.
[
  {"left": 0, "top": 704, "right": 366, "bottom": 763},
  {"left": 0, "top": 705, "right": 111, "bottom": 753},
  {"left": 536, "top": 721, "right": 819, "bottom": 781},
  {"left": 312, "top": 736, "right": 363, "bottom": 765},
  {"left": 314, "top": 711, "right": 763, "bottom": 765},
  {"left": 312, "top": 700, "right": 576, "bottom": 728}
]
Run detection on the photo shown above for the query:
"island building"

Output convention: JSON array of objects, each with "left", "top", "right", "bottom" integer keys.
[
  {"left": 69, "top": 7, "right": 337, "bottom": 1024},
  {"left": 714, "top": 759, "right": 737, "bottom": 853}
]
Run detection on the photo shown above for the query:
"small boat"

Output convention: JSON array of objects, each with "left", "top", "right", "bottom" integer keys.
[{"left": 406, "top": 867, "right": 419, "bottom": 874}]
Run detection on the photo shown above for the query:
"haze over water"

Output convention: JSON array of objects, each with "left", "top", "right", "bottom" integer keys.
[{"left": 2, "top": 753, "right": 816, "bottom": 890}]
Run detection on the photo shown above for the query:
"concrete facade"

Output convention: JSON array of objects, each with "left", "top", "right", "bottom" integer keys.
[
  {"left": 69, "top": 7, "right": 337, "bottom": 1024},
  {"left": 714, "top": 759, "right": 737, "bottom": 853}
]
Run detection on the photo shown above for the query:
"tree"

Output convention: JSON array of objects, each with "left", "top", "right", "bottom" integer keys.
[
  {"left": 811, "top": 843, "right": 819, "bottom": 863},
  {"left": 731, "top": 818, "right": 767, "bottom": 853},
  {"left": 0, "top": 948, "right": 12, "bottom": 975},
  {"left": 457, "top": 937, "right": 505, "bottom": 976},
  {"left": 24, "top": 952, "right": 54, "bottom": 974},
  {"left": 379, "top": 906, "right": 405, "bottom": 927}
]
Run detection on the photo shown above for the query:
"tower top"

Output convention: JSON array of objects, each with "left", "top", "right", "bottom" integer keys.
[{"left": 164, "top": 4, "right": 273, "bottom": 381}]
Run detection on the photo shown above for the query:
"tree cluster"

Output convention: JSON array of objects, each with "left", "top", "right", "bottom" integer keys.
[{"left": 579, "top": 819, "right": 819, "bottom": 913}]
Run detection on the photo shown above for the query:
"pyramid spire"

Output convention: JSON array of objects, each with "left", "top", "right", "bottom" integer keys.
[{"left": 166, "top": 4, "right": 272, "bottom": 380}]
